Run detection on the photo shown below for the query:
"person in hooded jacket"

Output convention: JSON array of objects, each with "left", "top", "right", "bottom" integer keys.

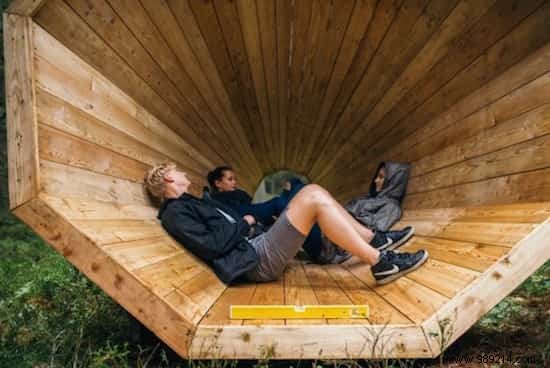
[
  {"left": 345, "top": 161, "right": 411, "bottom": 232},
  {"left": 316, "top": 162, "right": 413, "bottom": 264}
]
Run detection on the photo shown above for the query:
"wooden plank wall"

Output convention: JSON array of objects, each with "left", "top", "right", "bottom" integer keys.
[
  {"left": 29, "top": 22, "right": 228, "bottom": 343},
  {"left": 31, "top": 0, "right": 550, "bottom": 207}
]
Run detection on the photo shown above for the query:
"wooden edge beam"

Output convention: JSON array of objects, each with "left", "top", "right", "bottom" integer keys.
[
  {"left": 421, "top": 218, "right": 550, "bottom": 358},
  {"left": 4, "top": 13, "right": 39, "bottom": 209},
  {"left": 189, "top": 324, "right": 434, "bottom": 360},
  {"left": 6, "top": 0, "right": 47, "bottom": 17},
  {"left": 13, "top": 197, "right": 196, "bottom": 357}
]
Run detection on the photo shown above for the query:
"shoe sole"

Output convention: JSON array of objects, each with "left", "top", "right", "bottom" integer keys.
[
  {"left": 385, "top": 227, "right": 415, "bottom": 251},
  {"left": 375, "top": 250, "right": 429, "bottom": 286}
]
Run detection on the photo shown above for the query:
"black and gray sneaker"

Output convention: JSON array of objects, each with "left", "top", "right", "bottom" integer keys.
[
  {"left": 370, "top": 226, "right": 415, "bottom": 251},
  {"left": 371, "top": 249, "right": 428, "bottom": 285}
]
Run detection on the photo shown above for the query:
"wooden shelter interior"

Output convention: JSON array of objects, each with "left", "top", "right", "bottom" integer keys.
[{"left": 5, "top": 0, "right": 550, "bottom": 359}]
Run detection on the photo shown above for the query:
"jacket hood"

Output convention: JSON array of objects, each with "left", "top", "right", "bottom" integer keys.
[{"left": 368, "top": 161, "right": 411, "bottom": 203}]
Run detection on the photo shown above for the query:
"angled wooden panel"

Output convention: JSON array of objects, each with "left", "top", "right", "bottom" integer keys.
[
  {"left": 190, "top": 324, "right": 433, "bottom": 359},
  {"left": 304, "top": 263, "right": 367, "bottom": 325},
  {"left": 4, "top": 13, "right": 39, "bottom": 209},
  {"left": 422, "top": 219, "right": 550, "bottom": 355},
  {"left": 333, "top": 41, "right": 550, "bottom": 199},
  {"left": 13, "top": 197, "right": 195, "bottom": 358},
  {"left": 31, "top": 23, "right": 211, "bottom": 177}
]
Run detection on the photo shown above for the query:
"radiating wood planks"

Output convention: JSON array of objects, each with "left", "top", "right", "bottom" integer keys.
[{"left": 34, "top": 0, "right": 223, "bottom": 171}]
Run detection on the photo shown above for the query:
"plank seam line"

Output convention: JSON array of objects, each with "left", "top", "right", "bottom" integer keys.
[
  {"left": 36, "top": 196, "right": 196, "bottom": 333},
  {"left": 302, "top": 0, "right": 358, "bottom": 172},
  {"left": 311, "top": 0, "right": 407, "bottom": 169},
  {"left": 330, "top": 0, "right": 549, "bottom": 182},
  {"left": 412, "top": 234, "right": 516, "bottom": 249},
  {"left": 56, "top": 0, "right": 218, "bottom": 165},
  {"left": 343, "top": 264, "right": 415, "bottom": 325},
  {"left": 34, "top": 88, "right": 207, "bottom": 178},
  {"left": 356, "top": 0, "right": 548, "bottom": 164},
  {"left": 104, "top": 0, "right": 233, "bottom": 166},
  {"left": 407, "top": 164, "right": 550, "bottom": 196},
  {"left": 409, "top": 130, "right": 550, "bottom": 183}
]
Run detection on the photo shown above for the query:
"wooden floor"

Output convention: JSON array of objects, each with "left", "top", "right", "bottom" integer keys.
[{"left": 201, "top": 202, "right": 548, "bottom": 328}]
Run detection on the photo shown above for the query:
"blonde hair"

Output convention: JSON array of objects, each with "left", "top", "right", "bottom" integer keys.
[{"left": 144, "top": 162, "right": 176, "bottom": 200}]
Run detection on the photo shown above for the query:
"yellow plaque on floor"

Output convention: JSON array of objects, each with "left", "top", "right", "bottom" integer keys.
[{"left": 230, "top": 305, "right": 369, "bottom": 319}]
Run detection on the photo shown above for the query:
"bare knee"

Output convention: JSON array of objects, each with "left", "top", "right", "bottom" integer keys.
[{"left": 300, "top": 184, "right": 332, "bottom": 206}]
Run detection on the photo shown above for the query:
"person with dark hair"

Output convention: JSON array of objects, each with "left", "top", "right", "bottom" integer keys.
[
  {"left": 346, "top": 161, "right": 411, "bottom": 232},
  {"left": 206, "top": 166, "right": 333, "bottom": 262},
  {"left": 206, "top": 166, "right": 301, "bottom": 227},
  {"left": 144, "top": 163, "right": 428, "bottom": 285}
]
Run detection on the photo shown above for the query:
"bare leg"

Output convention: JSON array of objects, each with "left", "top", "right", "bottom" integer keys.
[
  {"left": 286, "top": 184, "right": 380, "bottom": 265},
  {"left": 333, "top": 200, "right": 375, "bottom": 243}
]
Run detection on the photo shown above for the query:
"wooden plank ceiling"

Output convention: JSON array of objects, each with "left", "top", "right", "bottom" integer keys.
[{"left": 34, "top": 0, "right": 550, "bottom": 198}]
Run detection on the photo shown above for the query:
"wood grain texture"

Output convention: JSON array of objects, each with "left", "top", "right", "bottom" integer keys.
[
  {"left": 6, "top": 0, "right": 46, "bottom": 16},
  {"left": 423, "top": 219, "right": 550, "bottom": 355},
  {"left": 13, "top": 198, "right": 195, "bottom": 358},
  {"left": 5, "top": 14, "right": 39, "bottom": 209},
  {"left": 5, "top": 1, "right": 550, "bottom": 360}
]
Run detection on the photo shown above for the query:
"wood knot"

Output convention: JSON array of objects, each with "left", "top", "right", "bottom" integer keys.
[
  {"left": 114, "top": 274, "right": 123, "bottom": 289},
  {"left": 241, "top": 332, "right": 251, "bottom": 343}
]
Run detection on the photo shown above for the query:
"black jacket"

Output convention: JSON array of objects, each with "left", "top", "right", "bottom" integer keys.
[
  {"left": 158, "top": 193, "right": 259, "bottom": 284},
  {"left": 210, "top": 188, "right": 253, "bottom": 208}
]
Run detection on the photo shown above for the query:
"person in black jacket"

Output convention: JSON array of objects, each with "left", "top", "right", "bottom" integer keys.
[
  {"left": 144, "top": 163, "right": 428, "bottom": 286},
  {"left": 207, "top": 166, "right": 301, "bottom": 226},
  {"left": 206, "top": 166, "right": 331, "bottom": 263}
]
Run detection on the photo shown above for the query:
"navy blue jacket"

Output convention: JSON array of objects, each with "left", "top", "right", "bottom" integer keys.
[{"left": 158, "top": 193, "right": 259, "bottom": 284}]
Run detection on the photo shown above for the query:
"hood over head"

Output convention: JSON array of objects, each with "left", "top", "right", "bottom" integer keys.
[{"left": 368, "top": 161, "right": 411, "bottom": 203}]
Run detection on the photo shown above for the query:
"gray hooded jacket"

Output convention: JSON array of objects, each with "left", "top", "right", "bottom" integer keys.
[
  {"left": 345, "top": 161, "right": 411, "bottom": 231},
  {"left": 315, "top": 162, "right": 410, "bottom": 264}
]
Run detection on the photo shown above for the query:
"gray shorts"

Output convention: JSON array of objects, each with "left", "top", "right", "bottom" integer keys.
[{"left": 245, "top": 211, "right": 306, "bottom": 282}]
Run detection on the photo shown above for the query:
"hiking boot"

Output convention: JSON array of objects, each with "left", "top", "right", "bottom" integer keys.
[
  {"left": 371, "top": 249, "right": 428, "bottom": 285},
  {"left": 370, "top": 226, "right": 415, "bottom": 251}
]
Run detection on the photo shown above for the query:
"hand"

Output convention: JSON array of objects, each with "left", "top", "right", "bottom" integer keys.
[{"left": 243, "top": 215, "right": 256, "bottom": 225}]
